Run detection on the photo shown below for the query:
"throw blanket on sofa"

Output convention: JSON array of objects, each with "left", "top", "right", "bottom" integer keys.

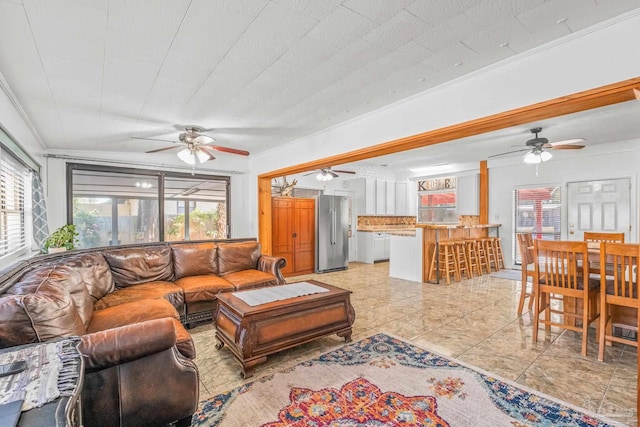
[
  {"left": 0, "top": 338, "right": 81, "bottom": 411},
  {"left": 232, "top": 282, "right": 329, "bottom": 306}
]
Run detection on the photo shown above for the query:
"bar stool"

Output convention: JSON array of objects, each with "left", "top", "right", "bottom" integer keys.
[
  {"left": 475, "top": 238, "right": 491, "bottom": 274},
  {"left": 463, "top": 239, "right": 481, "bottom": 277},
  {"left": 480, "top": 237, "right": 499, "bottom": 272},
  {"left": 453, "top": 240, "right": 470, "bottom": 279},
  {"left": 492, "top": 237, "right": 506, "bottom": 270},
  {"left": 428, "top": 240, "right": 459, "bottom": 284}
]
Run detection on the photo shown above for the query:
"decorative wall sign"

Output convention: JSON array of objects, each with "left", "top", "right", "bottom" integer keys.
[{"left": 418, "top": 177, "right": 456, "bottom": 191}]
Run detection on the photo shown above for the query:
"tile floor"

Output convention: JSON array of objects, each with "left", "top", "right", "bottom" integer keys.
[{"left": 190, "top": 262, "right": 637, "bottom": 426}]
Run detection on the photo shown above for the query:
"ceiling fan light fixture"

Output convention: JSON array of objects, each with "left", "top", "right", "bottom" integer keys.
[
  {"left": 316, "top": 171, "right": 333, "bottom": 181},
  {"left": 523, "top": 149, "right": 552, "bottom": 164},
  {"left": 523, "top": 151, "right": 542, "bottom": 164},
  {"left": 177, "top": 148, "right": 195, "bottom": 164},
  {"left": 540, "top": 150, "right": 553, "bottom": 162},
  {"left": 195, "top": 149, "right": 210, "bottom": 164}
]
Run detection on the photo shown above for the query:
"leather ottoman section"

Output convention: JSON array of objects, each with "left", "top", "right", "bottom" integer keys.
[
  {"left": 94, "top": 281, "right": 184, "bottom": 312},
  {"left": 222, "top": 269, "right": 278, "bottom": 290},
  {"left": 175, "top": 275, "right": 235, "bottom": 303},
  {"left": 87, "top": 299, "right": 180, "bottom": 333}
]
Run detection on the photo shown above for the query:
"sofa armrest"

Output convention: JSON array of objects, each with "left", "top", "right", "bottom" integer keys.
[
  {"left": 257, "top": 255, "right": 287, "bottom": 284},
  {"left": 79, "top": 317, "right": 176, "bottom": 372}
]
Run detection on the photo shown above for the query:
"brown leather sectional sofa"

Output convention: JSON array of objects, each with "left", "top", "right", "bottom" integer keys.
[{"left": 0, "top": 238, "right": 286, "bottom": 427}]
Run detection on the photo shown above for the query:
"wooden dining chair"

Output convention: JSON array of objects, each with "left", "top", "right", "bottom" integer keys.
[
  {"left": 516, "top": 233, "right": 535, "bottom": 315},
  {"left": 584, "top": 232, "right": 625, "bottom": 275},
  {"left": 583, "top": 232, "right": 625, "bottom": 243},
  {"left": 533, "top": 240, "right": 600, "bottom": 356},
  {"left": 598, "top": 242, "right": 639, "bottom": 362}
]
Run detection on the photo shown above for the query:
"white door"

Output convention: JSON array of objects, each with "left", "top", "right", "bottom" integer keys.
[{"left": 567, "top": 178, "right": 631, "bottom": 241}]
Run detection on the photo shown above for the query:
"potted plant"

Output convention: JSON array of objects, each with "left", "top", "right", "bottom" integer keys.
[{"left": 44, "top": 224, "right": 78, "bottom": 253}]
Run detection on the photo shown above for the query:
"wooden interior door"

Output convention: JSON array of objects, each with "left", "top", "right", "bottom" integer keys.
[
  {"left": 272, "top": 197, "right": 295, "bottom": 275},
  {"left": 293, "top": 198, "right": 315, "bottom": 274},
  {"left": 271, "top": 197, "right": 315, "bottom": 276}
]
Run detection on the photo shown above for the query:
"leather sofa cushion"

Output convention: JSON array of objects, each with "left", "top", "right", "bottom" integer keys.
[
  {"left": 175, "top": 275, "right": 234, "bottom": 303},
  {"left": 103, "top": 246, "right": 173, "bottom": 288},
  {"left": 87, "top": 300, "right": 195, "bottom": 359},
  {"left": 0, "top": 280, "right": 84, "bottom": 347},
  {"left": 12, "top": 265, "right": 93, "bottom": 329},
  {"left": 0, "top": 295, "right": 40, "bottom": 347},
  {"left": 172, "top": 318, "right": 196, "bottom": 359},
  {"left": 88, "top": 299, "right": 179, "bottom": 333},
  {"left": 94, "top": 281, "right": 183, "bottom": 312},
  {"left": 58, "top": 253, "right": 115, "bottom": 303},
  {"left": 218, "top": 241, "right": 260, "bottom": 275},
  {"left": 222, "top": 269, "right": 278, "bottom": 290},
  {"left": 172, "top": 242, "right": 218, "bottom": 279}
]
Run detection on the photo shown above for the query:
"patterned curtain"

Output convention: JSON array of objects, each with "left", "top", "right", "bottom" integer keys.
[{"left": 32, "top": 172, "right": 49, "bottom": 250}]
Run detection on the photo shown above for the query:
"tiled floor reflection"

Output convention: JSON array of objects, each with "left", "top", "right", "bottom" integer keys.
[{"left": 190, "top": 262, "right": 637, "bottom": 426}]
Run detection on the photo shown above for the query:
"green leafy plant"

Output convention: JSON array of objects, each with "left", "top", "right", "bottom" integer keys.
[{"left": 44, "top": 224, "right": 79, "bottom": 251}]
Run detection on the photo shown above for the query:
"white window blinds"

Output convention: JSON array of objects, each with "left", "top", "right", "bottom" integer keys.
[
  {"left": 0, "top": 147, "right": 29, "bottom": 260},
  {"left": 513, "top": 185, "right": 562, "bottom": 264}
]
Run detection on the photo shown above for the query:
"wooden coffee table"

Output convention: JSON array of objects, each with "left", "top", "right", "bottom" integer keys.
[{"left": 214, "top": 280, "right": 355, "bottom": 378}]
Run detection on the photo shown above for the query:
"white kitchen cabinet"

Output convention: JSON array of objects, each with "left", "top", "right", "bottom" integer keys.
[
  {"left": 375, "top": 180, "right": 386, "bottom": 214},
  {"left": 383, "top": 236, "right": 390, "bottom": 259},
  {"left": 373, "top": 233, "right": 389, "bottom": 261},
  {"left": 395, "top": 181, "right": 408, "bottom": 215},
  {"left": 385, "top": 181, "right": 395, "bottom": 214},
  {"left": 357, "top": 232, "right": 390, "bottom": 263},
  {"left": 457, "top": 174, "right": 479, "bottom": 215},
  {"left": 364, "top": 179, "right": 376, "bottom": 214}
]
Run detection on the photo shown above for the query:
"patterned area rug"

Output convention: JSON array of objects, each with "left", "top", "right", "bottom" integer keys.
[{"left": 193, "top": 333, "right": 624, "bottom": 426}]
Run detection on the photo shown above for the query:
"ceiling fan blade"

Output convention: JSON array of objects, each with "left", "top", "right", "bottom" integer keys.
[
  {"left": 329, "top": 170, "right": 339, "bottom": 178},
  {"left": 546, "top": 138, "right": 586, "bottom": 147},
  {"left": 548, "top": 144, "right": 585, "bottom": 150},
  {"left": 332, "top": 169, "right": 356, "bottom": 174},
  {"left": 146, "top": 146, "right": 180, "bottom": 153},
  {"left": 132, "top": 136, "right": 176, "bottom": 143},
  {"left": 206, "top": 145, "right": 250, "bottom": 156},
  {"left": 199, "top": 148, "right": 216, "bottom": 161},
  {"left": 488, "top": 148, "right": 529, "bottom": 159}
]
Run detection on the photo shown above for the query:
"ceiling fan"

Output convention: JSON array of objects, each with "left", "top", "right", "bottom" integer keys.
[
  {"left": 132, "top": 126, "right": 249, "bottom": 165},
  {"left": 304, "top": 167, "right": 356, "bottom": 181},
  {"left": 489, "top": 127, "right": 586, "bottom": 164}
]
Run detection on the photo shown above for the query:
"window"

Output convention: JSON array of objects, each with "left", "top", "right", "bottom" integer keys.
[
  {"left": 68, "top": 164, "right": 230, "bottom": 248},
  {"left": 164, "top": 176, "right": 228, "bottom": 241},
  {"left": 513, "top": 185, "right": 562, "bottom": 263},
  {"left": 417, "top": 192, "right": 457, "bottom": 223},
  {"left": 416, "top": 177, "right": 457, "bottom": 224},
  {"left": 0, "top": 148, "right": 30, "bottom": 262}
]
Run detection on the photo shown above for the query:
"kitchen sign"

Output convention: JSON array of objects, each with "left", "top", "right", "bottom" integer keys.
[{"left": 418, "top": 177, "right": 456, "bottom": 191}]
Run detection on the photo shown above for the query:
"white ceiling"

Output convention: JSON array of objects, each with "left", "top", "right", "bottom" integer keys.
[{"left": 0, "top": 0, "right": 639, "bottom": 168}]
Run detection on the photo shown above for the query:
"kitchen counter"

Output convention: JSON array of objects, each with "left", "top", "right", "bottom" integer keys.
[
  {"left": 357, "top": 228, "right": 416, "bottom": 236},
  {"left": 415, "top": 223, "right": 502, "bottom": 229}
]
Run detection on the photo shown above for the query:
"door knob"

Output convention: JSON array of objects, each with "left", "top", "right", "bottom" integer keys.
[{"left": 569, "top": 230, "right": 574, "bottom": 234}]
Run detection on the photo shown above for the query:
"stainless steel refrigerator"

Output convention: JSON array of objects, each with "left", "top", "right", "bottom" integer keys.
[{"left": 315, "top": 195, "right": 349, "bottom": 273}]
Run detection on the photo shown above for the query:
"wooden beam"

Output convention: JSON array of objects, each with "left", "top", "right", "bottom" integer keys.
[
  {"left": 258, "top": 77, "right": 640, "bottom": 248},
  {"left": 479, "top": 160, "right": 488, "bottom": 224},
  {"left": 258, "top": 176, "right": 273, "bottom": 255}
]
